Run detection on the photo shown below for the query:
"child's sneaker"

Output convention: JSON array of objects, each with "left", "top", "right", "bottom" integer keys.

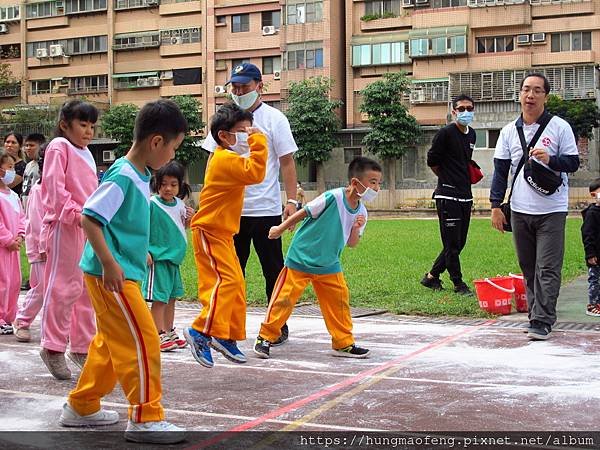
[
  {"left": 14, "top": 325, "right": 30, "bottom": 342},
  {"left": 40, "top": 348, "right": 71, "bottom": 380},
  {"left": 210, "top": 337, "right": 247, "bottom": 363},
  {"left": 168, "top": 328, "right": 187, "bottom": 349},
  {"left": 271, "top": 325, "right": 289, "bottom": 347},
  {"left": 67, "top": 352, "right": 87, "bottom": 370},
  {"left": 183, "top": 327, "right": 213, "bottom": 368},
  {"left": 0, "top": 322, "right": 14, "bottom": 335},
  {"left": 253, "top": 336, "right": 271, "bottom": 359},
  {"left": 125, "top": 420, "right": 186, "bottom": 444},
  {"left": 159, "top": 331, "right": 177, "bottom": 352},
  {"left": 332, "top": 344, "right": 370, "bottom": 359},
  {"left": 586, "top": 304, "right": 600, "bottom": 317},
  {"left": 59, "top": 403, "right": 119, "bottom": 427}
]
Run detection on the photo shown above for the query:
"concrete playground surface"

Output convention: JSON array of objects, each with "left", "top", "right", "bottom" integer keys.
[{"left": 1, "top": 289, "right": 600, "bottom": 450}]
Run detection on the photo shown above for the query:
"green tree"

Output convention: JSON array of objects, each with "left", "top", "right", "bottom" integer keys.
[
  {"left": 360, "top": 71, "right": 421, "bottom": 204},
  {"left": 170, "top": 95, "right": 205, "bottom": 167},
  {"left": 0, "top": 62, "right": 17, "bottom": 87},
  {"left": 100, "top": 103, "right": 139, "bottom": 157},
  {"left": 285, "top": 76, "right": 343, "bottom": 192},
  {"left": 545, "top": 94, "right": 600, "bottom": 141}
]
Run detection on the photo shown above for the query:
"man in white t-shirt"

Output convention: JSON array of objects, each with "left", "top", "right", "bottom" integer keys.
[
  {"left": 490, "top": 72, "right": 579, "bottom": 341},
  {"left": 202, "top": 63, "right": 298, "bottom": 345}
]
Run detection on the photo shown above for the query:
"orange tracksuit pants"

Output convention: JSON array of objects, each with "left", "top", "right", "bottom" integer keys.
[
  {"left": 68, "top": 275, "right": 164, "bottom": 423},
  {"left": 192, "top": 228, "right": 246, "bottom": 341},
  {"left": 259, "top": 267, "right": 355, "bottom": 350}
]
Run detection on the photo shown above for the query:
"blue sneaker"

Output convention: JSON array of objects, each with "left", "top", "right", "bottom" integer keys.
[
  {"left": 210, "top": 337, "right": 247, "bottom": 363},
  {"left": 183, "top": 327, "right": 213, "bottom": 368}
]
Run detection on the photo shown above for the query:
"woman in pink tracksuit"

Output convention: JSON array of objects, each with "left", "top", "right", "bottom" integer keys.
[
  {"left": 14, "top": 147, "right": 46, "bottom": 342},
  {"left": 0, "top": 153, "right": 26, "bottom": 335},
  {"left": 40, "top": 100, "right": 99, "bottom": 380}
]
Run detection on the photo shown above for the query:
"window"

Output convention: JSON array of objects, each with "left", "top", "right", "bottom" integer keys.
[
  {"left": 113, "top": 73, "right": 159, "bottom": 89},
  {"left": 0, "top": 6, "right": 19, "bottom": 21},
  {"left": 69, "top": 75, "right": 108, "bottom": 93},
  {"left": 409, "top": 32, "right": 467, "bottom": 57},
  {"left": 30, "top": 79, "right": 51, "bottom": 95},
  {"left": 232, "top": 14, "right": 249, "bottom": 33},
  {"left": 27, "top": 35, "right": 108, "bottom": 57},
  {"left": 160, "top": 27, "right": 201, "bottom": 45},
  {"left": 173, "top": 68, "right": 201, "bottom": 86},
  {"left": 410, "top": 39, "right": 428, "bottom": 57},
  {"left": 216, "top": 15, "right": 226, "bottom": 25},
  {"left": 364, "top": 0, "right": 401, "bottom": 16},
  {"left": 0, "top": 44, "right": 20, "bottom": 59},
  {"left": 353, "top": 42, "right": 408, "bottom": 66},
  {"left": 114, "top": 33, "right": 159, "bottom": 50},
  {"left": 285, "top": 42, "right": 323, "bottom": 70},
  {"left": 286, "top": 1, "right": 322, "bottom": 24},
  {"left": 410, "top": 80, "right": 449, "bottom": 104},
  {"left": 344, "top": 147, "right": 362, "bottom": 164},
  {"left": 262, "top": 10, "right": 280, "bottom": 28},
  {"left": 430, "top": 0, "right": 467, "bottom": 7},
  {"left": 27, "top": 0, "right": 105, "bottom": 17},
  {"left": 551, "top": 31, "right": 592, "bottom": 52},
  {"left": 264, "top": 100, "right": 281, "bottom": 110},
  {"left": 65, "top": 0, "right": 106, "bottom": 13},
  {"left": 263, "top": 56, "right": 281, "bottom": 75},
  {"left": 114, "top": 0, "right": 153, "bottom": 9},
  {"left": 477, "top": 36, "right": 514, "bottom": 53}
]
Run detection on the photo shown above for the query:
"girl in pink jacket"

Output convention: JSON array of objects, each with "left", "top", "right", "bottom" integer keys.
[
  {"left": 0, "top": 153, "right": 25, "bottom": 335},
  {"left": 14, "top": 147, "right": 46, "bottom": 342},
  {"left": 40, "top": 100, "right": 99, "bottom": 380}
]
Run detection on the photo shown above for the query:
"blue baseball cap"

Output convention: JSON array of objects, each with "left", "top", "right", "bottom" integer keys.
[{"left": 226, "top": 62, "right": 262, "bottom": 85}]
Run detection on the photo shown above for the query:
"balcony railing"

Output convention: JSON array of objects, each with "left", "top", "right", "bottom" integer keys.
[
  {"left": 67, "top": 86, "right": 108, "bottom": 95},
  {"left": 112, "top": 41, "right": 160, "bottom": 51},
  {"left": 0, "top": 84, "right": 20, "bottom": 98}
]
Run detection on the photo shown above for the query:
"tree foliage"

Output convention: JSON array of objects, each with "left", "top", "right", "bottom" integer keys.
[
  {"left": 0, "top": 62, "right": 17, "bottom": 87},
  {"left": 285, "top": 76, "right": 343, "bottom": 165},
  {"left": 100, "top": 103, "right": 138, "bottom": 157},
  {"left": 170, "top": 95, "right": 205, "bottom": 166},
  {"left": 545, "top": 94, "right": 600, "bottom": 140},
  {"left": 359, "top": 71, "right": 421, "bottom": 160}
]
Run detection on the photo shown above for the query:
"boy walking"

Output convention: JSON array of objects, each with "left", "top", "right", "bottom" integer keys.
[
  {"left": 254, "top": 157, "right": 382, "bottom": 359},
  {"left": 58, "top": 100, "right": 187, "bottom": 444},
  {"left": 184, "top": 103, "right": 267, "bottom": 368},
  {"left": 581, "top": 178, "right": 600, "bottom": 317}
]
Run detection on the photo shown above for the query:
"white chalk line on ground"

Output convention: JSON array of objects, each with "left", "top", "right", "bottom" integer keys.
[{"left": 0, "top": 388, "right": 385, "bottom": 432}]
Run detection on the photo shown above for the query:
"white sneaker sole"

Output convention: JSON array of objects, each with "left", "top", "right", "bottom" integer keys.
[
  {"left": 60, "top": 410, "right": 119, "bottom": 427},
  {"left": 331, "top": 349, "right": 371, "bottom": 359},
  {"left": 528, "top": 330, "right": 551, "bottom": 341},
  {"left": 210, "top": 339, "right": 247, "bottom": 363},
  {"left": 253, "top": 348, "right": 270, "bottom": 359}
]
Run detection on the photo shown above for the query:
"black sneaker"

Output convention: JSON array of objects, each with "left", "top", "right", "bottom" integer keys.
[
  {"left": 454, "top": 283, "right": 474, "bottom": 296},
  {"left": 420, "top": 273, "right": 443, "bottom": 291},
  {"left": 528, "top": 321, "right": 552, "bottom": 341},
  {"left": 332, "top": 344, "right": 370, "bottom": 359},
  {"left": 271, "top": 325, "right": 288, "bottom": 347},
  {"left": 21, "top": 280, "right": 30, "bottom": 291},
  {"left": 253, "top": 336, "right": 271, "bottom": 359},
  {"left": 522, "top": 322, "right": 533, "bottom": 333}
]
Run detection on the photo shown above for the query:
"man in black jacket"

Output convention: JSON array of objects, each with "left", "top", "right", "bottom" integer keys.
[
  {"left": 581, "top": 178, "right": 600, "bottom": 317},
  {"left": 422, "top": 94, "right": 476, "bottom": 295}
]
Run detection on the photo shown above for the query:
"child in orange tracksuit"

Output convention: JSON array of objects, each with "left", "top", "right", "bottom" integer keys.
[{"left": 184, "top": 102, "right": 267, "bottom": 368}]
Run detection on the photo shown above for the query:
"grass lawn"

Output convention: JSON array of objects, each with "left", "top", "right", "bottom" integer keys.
[{"left": 21, "top": 218, "right": 585, "bottom": 317}]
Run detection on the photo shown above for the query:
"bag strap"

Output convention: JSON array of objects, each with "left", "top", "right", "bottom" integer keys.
[{"left": 508, "top": 111, "right": 553, "bottom": 202}]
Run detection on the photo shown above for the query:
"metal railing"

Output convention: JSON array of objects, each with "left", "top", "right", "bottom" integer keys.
[{"left": 0, "top": 84, "right": 20, "bottom": 98}]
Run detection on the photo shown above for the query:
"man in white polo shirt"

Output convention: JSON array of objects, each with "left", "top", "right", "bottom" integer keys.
[
  {"left": 490, "top": 72, "right": 580, "bottom": 341},
  {"left": 203, "top": 63, "right": 298, "bottom": 345}
]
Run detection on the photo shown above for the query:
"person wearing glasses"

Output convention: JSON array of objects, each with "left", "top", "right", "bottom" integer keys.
[
  {"left": 490, "top": 72, "right": 579, "bottom": 341},
  {"left": 422, "top": 94, "right": 476, "bottom": 296}
]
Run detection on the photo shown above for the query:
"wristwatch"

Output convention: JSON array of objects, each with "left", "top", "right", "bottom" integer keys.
[{"left": 287, "top": 199, "right": 299, "bottom": 208}]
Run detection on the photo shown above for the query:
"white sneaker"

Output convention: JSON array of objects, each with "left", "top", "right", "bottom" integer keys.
[
  {"left": 125, "top": 420, "right": 186, "bottom": 444},
  {"left": 59, "top": 403, "right": 119, "bottom": 427}
]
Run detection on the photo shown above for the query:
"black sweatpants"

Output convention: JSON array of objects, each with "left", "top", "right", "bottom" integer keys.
[{"left": 430, "top": 198, "right": 472, "bottom": 285}]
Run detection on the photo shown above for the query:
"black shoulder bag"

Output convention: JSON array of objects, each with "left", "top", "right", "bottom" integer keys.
[{"left": 500, "top": 111, "right": 553, "bottom": 232}]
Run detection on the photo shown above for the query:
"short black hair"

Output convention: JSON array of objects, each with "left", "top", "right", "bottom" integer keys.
[
  {"left": 348, "top": 156, "right": 382, "bottom": 181},
  {"left": 134, "top": 99, "right": 188, "bottom": 144},
  {"left": 589, "top": 178, "right": 600, "bottom": 193},
  {"left": 452, "top": 94, "right": 475, "bottom": 110},
  {"left": 36, "top": 143, "right": 47, "bottom": 184},
  {"left": 4, "top": 132, "right": 23, "bottom": 146},
  {"left": 56, "top": 100, "right": 99, "bottom": 138},
  {"left": 210, "top": 102, "right": 253, "bottom": 147},
  {"left": 520, "top": 72, "right": 551, "bottom": 96},
  {"left": 150, "top": 160, "right": 191, "bottom": 200},
  {"left": 25, "top": 133, "right": 46, "bottom": 145}
]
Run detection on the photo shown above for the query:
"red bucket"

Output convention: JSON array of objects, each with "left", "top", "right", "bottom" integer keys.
[
  {"left": 509, "top": 272, "right": 528, "bottom": 313},
  {"left": 473, "top": 276, "right": 514, "bottom": 315}
]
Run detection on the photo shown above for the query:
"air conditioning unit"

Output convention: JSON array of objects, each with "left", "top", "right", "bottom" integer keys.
[
  {"left": 516, "top": 34, "right": 530, "bottom": 45},
  {"left": 36, "top": 48, "right": 48, "bottom": 58},
  {"left": 402, "top": 0, "right": 415, "bottom": 7},
  {"left": 147, "top": 76, "right": 160, "bottom": 86},
  {"left": 273, "top": 70, "right": 281, "bottom": 80},
  {"left": 136, "top": 78, "right": 149, "bottom": 87},
  {"left": 0, "top": 24, "right": 7, "bottom": 34},
  {"left": 262, "top": 26, "right": 277, "bottom": 36},
  {"left": 160, "top": 70, "right": 173, "bottom": 80},
  {"left": 410, "top": 89, "right": 426, "bottom": 103},
  {"left": 415, "top": 0, "right": 429, "bottom": 4},
  {"left": 360, "top": 112, "right": 369, "bottom": 122},
  {"left": 146, "top": 0, "right": 158, "bottom": 5},
  {"left": 58, "top": 77, "right": 69, "bottom": 85},
  {"left": 214, "top": 85, "right": 226, "bottom": 94},
  {"left": 103, "top": 150, "right": 115, "bottom": 162},
  {"left": 49, "top": 44, "right": 63, "bottom": 57},
  {"left": 485, "top": 0, "right": 496, "bottom": 5},
  {"left": 171, "top": 36, "right": 182, "bottom": 45},
  {"left": 531, "top": 32, "right": 546, "bottom": 43}
]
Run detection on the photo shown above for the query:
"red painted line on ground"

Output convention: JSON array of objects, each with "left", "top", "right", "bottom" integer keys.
[{"left": 187, "top": 319, "right": 496, "bottom": 450}]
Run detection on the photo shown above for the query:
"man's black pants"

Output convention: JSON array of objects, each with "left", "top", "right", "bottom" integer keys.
[{"left": 430, "top": 198, "right": 472, "bottom": 285}]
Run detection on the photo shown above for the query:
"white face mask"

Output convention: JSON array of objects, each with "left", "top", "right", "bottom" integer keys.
[
  {"left": 232, "top": 90, "right": 259, "bottom": 110},
  {"left": 356, "top": 179, "right": 379, "bottom": 202},
  {"left": 230, "top": 132, "right": 250, "bottom": 156},
  {"left": 1, "top": 169, "right": 15, "bottom": 185}
]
